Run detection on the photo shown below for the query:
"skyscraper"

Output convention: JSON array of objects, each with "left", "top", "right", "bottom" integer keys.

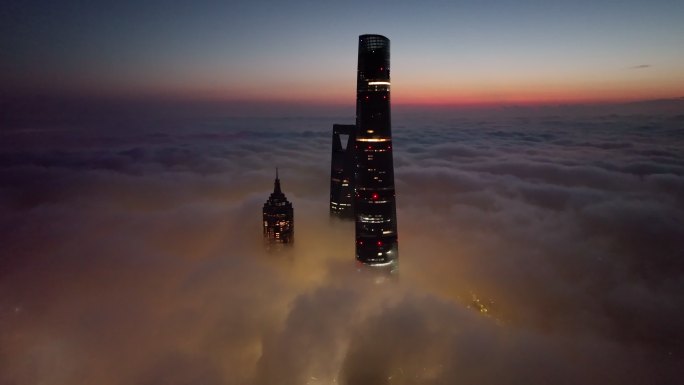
[
  {"left": 329, "top": 35, "right": 398, "bottom": 266},
  {"left": 263, "top": 169, "right": 294, "bottom": 245},
  {"left": 330, "top": 124, "right": 356, "bottom": 219},
  {"left": 354, "top": 34, "right": 398, "bottom": 266}
]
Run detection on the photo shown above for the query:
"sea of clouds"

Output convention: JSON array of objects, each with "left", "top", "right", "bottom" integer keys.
[{"left": 1, "top": 103, "right": 683, "bottom": 384}]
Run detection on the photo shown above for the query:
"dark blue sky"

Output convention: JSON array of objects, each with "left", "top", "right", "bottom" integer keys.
[{"left": 2, "top": 0, "right": 683, "bottom": 104}]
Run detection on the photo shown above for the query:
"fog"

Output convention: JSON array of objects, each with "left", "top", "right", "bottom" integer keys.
[{"left": 1, "top": 103, "right": 683, "bottom": 384}]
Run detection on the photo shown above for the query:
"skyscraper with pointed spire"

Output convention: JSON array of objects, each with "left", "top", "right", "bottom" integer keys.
[{"left": 263, "top": 169, "right": 294, "bottom": 244}]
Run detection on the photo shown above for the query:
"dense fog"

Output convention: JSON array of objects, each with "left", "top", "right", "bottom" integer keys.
[{"left": 2, "top": 103, "right": 683, "bottom": 384}]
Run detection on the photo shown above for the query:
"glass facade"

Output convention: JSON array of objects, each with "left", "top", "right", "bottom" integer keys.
[
  {"left": 330, "top": 124, "right": 356, "bottom": 219},
  {"left": 354, "top": 35, "right": 398, "bottom": 266},
  {"left": 329, "top": 34, "right": 398, "bottom": 267}
]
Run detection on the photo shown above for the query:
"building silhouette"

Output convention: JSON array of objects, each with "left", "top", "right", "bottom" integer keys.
[
  {"left": 330, "top": 124, "right": 356, "bottom": 218},
  {"left": 263, "top": 169, "right": 294, "bottom": 244},
  {"left": 330, "top": 35, "right": 398, "bottom": 266}
]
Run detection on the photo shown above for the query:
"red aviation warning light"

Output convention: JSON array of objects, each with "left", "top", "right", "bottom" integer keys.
[{"left": 350, "top": 34, "right": 398, "bottom": 266}]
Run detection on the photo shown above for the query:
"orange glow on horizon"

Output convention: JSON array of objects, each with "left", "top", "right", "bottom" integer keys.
[
  {"left": 389, "top": 76, "right": 684, "bottom": 106},
  {"left": 15, "top": 76, "right": 682, "bottom": 108},
  {"left": 166, "top": 75, "right": 684, "bottom": 106}
]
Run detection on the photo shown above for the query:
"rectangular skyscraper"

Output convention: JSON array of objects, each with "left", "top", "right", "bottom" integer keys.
[
  {"left": 354, "top": 34, "right": 398, "bottom": 266},
  {"left": 330, "top": 124, "right": 356, "bottom": 219}
]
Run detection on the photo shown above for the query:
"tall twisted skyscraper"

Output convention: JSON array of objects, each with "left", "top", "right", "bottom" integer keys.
[
  {"left": 355, "top": 34, "right": 398, "bottom": 266},
  {"left": 330, "top": 35, "right": 398, "bottom": 267}
]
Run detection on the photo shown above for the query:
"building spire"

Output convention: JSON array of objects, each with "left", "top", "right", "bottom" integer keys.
[
  {"left": 274, "top": 167, "right": 282, "bottom": 194},
  {"left": 263, "top": 167, "right": 294, "bottom": 245}
]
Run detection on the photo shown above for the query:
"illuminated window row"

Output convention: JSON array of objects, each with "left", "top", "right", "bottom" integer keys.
[
  {"left": 356, "top": 187, "right": 395, "bottom": 191},
  {"left": 357, "top": 138, "right": 390, "bottom": 142}
]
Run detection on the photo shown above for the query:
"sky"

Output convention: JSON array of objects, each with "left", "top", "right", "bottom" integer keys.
[
  {"left": 2, "top": 0, "right": 684, "bottom": 105},
  {"left": 1, "top": 109, "right": 683, "bottom": 384}
]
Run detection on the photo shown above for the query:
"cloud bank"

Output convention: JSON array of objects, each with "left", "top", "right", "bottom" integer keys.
[{"left": 1, "top": 105, "right": 683, "bottom": 384}]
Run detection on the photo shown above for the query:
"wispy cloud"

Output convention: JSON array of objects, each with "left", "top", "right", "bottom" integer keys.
[{"left": 629, "top": 64, "right": 651, "bottom": 69}]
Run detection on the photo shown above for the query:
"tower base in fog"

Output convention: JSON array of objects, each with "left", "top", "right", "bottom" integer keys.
[
  {"left": 330, "top": 124, "right": 356, "bottom": 219},
  {"left": 263, "top": 169, "right": 294, "bottom": 245}
]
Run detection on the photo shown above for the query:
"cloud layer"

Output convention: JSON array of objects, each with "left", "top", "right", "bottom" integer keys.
[{"left": 1, "top": 105, "right": 683, "bottom": 384}]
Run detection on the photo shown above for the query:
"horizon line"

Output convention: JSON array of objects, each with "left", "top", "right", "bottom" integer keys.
[{"left": 3, "top": 89, "right": 683, "bottom": 109}]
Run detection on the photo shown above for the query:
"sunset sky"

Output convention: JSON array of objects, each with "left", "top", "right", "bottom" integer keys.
[{"left": 3, "top": 0, "right": 683, "bottom": 105}]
